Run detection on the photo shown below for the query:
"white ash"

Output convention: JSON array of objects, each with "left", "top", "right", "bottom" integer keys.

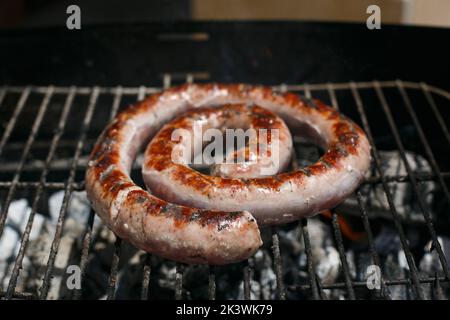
[
  {"left": 338, "top": 150, "right": 435, "bottom": 223},
  {"left": 371, "top": 225, "right": 450, "bottom": 299},
  {"left": 0, "top": 190, "right": 93, "bottom": 297},
  {"left": 45, "top": 191, "right": 92, "bottom": 299},
  {"left": 23, "top": 223, "right": 56, "bottom": 293},
  {"left": 0, "top": 199, "right": 45, "bottom": 291},
  {"left": 304, "top": 218, "right": 331, "bottom": 248},
  {"left": 237, "top": 279, "right": 261, "bottom": 300},
  {"left": 384, "top": 254, "right": 409, "bottom": 300},
  {"left": 157, "top": 264, "right": 178, "bottom": 290},
  {"left": 345, "top": 250, "right": 357, "bottom": 279},
  {"left": 296, "top": 218, "right": 340, "bottom": 286},
  {"left": 253, "top": 249, "right": 276, "bottom": 300},
  {"left": 49, "top": 191, "right": 91, "bottom": 227},
  {"left": 0, "top": 199, "right": 44, "bottom": 259},
  {"left": 250, "top": 249, "right": 277, "bottom": 300},
  {"left": 314, "top": 247, "right": 340, "bottom": 286},
  {"left": 416, "top": 236, "right": 450, "bottom": 300},
  {"left": 278, "top": 226, "right": 303, "bottom": 255},
  {"left": 397, "top": 250, "right": 410, "bottom": 271}
]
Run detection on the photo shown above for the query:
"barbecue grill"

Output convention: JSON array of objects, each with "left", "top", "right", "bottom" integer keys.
[
  {"left": 0, "top": 78, "right": 449, "bottom": 300},
  {"left": 1, "top": 16, "right": 450, "bottom": 301}
]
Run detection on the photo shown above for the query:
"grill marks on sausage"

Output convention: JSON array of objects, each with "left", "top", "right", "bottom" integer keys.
[
  {"left": 120, "top": 185, "right": 244, "bottom": 230},
  {"left": 95, "top": 85, "right": 364, "bottom": 198},
  {"left": 146, "top": 121, "right": 362, "bottom": 195}
]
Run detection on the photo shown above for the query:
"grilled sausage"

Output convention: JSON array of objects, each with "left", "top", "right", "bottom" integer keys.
[
  {"left": 148, "top": 104, "right": 293, "bottom": 179},
  {"left": 141, "top": 84, "right": 371, "bottom": 225},
  {"left": 85, "top": 83, "right": 370, "bottom": 264}
]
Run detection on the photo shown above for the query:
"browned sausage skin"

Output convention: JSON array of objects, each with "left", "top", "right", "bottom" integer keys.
[
  {"left": 145, "top": 103, "right": 293, "bottom": 179},
  {"left": 85, "top": 83, "right": 370, "bottom": 264}
]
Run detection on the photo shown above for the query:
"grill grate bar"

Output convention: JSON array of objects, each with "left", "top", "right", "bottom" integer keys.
[
  {"left": 0, "top": 139, "right": 93, "bottom": 151},
  {"left": 374, "top": 81, "right": 450, "bottom": 282},
  {"left": 0, "top": 290, "right": 36, "bottom": 299},
  {"left": 433, "top": 273, "right": 446, "bottom": 300},
  {"left": 39, "top": 87, "right": 100, "bottom": 299},
  {"left": 355, "top": 191, "right": 390, "bottom": 299},
  {"left": 420, "top": 83, "right": 450, "bottom": 145},
  {"left": 0, "top": 87, "right": 54, "bottom": 238},
  {"left": 0, "top": 181, "right": 84, "bottom": 190},
  {"left": 106, "top": 238, "right": 122, "bottom": 300},
  {"left": 288, "top": 274, "right": 449, "bottom": 291},
  {"left": 315, "top": 277, "right": 328, "bottom": 300},
  {"left": 6, "top": 86, "right": 161, "bottom": 96},
  {"left": 0, "top": 87, "right": 30, "bottom": 158},
  {"left": 5, "top": 86, "right": 75, "bottom": 299},
  {"left": 110, "top": 86, "right": 125, "bottom": 120},
  {"left": 271, "top": 229, "right": 286, "bottom": 299},
  {"left": 138, "top": 85, "right": 147, "bottom": 101},
  {"left": 73, "top": 211, "right": 95, "bottom": 300},
  {"left": 3, "top": 80, "right": 448, "bottom": 97},
  {"left": 208, "top": 266, "right": 216, "bottom": 300},
  {"left": 243, "top": 260, "right": 252, "bottom": 299},
  {"left": 299, "top": 219, "right": 320, "bottom": 300},
  {"left": 110, "top": 86, "right": 124, "bottom": 119},
  {"left": 140, "top": 254, "right": 152, "bottom": 300},
  {"left": 278, "top": 81, "right": 450, "bottom": 94},
  {"left": 330, "top": 211, "right": 356, "bottom": 299},
  {"left": 175, "top": 265, "right": 184, "bottom": 300},
  {"left": 350, "top": 82, "right": 424, "bottom": 299},
  {"left": 326, "top": 83, "right": 339, "bottom": 110},
  {"left": 0, "top": 86, "right": 7, "bottom": 107}
]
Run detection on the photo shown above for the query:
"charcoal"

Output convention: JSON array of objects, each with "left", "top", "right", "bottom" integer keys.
[{"left": 338, "top": 151, "right": 436, "bottom": 223}]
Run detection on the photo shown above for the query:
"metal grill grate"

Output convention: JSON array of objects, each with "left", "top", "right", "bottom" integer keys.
[{"left": 0, "top": 80, "right": 449, "bottom": 300}]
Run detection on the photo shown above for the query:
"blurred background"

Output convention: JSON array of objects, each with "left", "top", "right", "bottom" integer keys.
[{"left": 1, "top": 0, "right": 449, "bottom": 29}]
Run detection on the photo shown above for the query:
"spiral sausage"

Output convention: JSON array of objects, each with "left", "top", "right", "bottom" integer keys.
[{"left": 85, "top": 83, "right": 371, "bottom": 264}]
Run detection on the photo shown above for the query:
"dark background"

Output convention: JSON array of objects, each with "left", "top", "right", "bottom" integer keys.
[
  {"left": 0, "top": 1, "right": 449, "bottom": 89},
  {"left": 1, "top": 21, "right": 450, "bottom": 90}
]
